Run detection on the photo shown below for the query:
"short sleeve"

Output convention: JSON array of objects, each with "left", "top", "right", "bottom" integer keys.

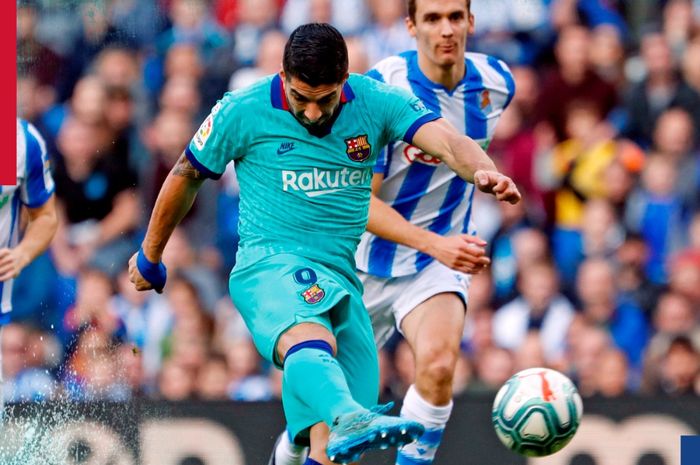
[
  {"left": 375, "top": 82, "right": 440, "bottom": 146},
  {"left": 186, "top": 93, "right": 240, "bottom": 179},
  {"left": 20, "top": 122, "right": 54, "bottom": 208}
]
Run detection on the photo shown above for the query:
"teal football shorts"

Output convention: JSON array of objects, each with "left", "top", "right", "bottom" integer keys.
[{"left": 229, "top": 253, "right": 379, "bottom": 443}]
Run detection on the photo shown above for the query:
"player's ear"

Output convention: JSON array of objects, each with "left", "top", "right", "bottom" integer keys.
[
  {"left": 280, "top": 70, "right": 287, "bottom": 81},
  {"left": 468, "top": 12, "right": 475, "bottom": 35},
  {"left": 406, "top": 16, "right": 417, "bottom": 38}
]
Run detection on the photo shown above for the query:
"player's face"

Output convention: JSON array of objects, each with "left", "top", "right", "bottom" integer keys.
[
  {"left": 282, "top": 73, "right": 347, "bottom": 129},
  {"left": 407, "top": 0, "right": 474, "bottom": 68}
]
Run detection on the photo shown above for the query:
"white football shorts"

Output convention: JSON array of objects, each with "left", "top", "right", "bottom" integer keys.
[{"left": 358, "top": 259, "right": 471, "bottom": 348}]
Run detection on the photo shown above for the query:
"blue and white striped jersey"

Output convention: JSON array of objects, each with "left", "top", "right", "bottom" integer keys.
[
  {"left": 355, "top": 50, "right": 515, "bottom": 278},
  {"left": 0, "top": 119, "right": 54, "bottom": 322}
]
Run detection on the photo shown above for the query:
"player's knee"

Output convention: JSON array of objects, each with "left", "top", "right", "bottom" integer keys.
[
  {"left": 277, "top": 322, "right": 337, "bottom": 363},
  {"left": 416, "top": 343, "right": 459, "bottom": 386}
]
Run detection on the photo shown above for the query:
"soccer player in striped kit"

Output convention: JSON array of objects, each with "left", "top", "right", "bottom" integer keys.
[
  {"left": 270, "top": 1, "right": 518, "bottom": 464},
  {"left": 1, "top": 119, "right": 57, "bottom": 414},
  {"left": 357, "top": 1, "right": 515, "bottom": 463}
]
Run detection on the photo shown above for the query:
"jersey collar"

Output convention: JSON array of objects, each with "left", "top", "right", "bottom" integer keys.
[{"left": 270, "top": 74, "right": 355, "bottom": 110}]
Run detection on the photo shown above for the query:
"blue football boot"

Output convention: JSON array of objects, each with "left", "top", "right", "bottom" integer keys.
[{"left": 326, "top": 404, "right": 424, "bottom": 464}]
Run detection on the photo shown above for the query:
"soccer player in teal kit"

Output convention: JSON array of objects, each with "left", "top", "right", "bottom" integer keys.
[{"left": 129, "top": 23, "right": 520, "bottom": 465}]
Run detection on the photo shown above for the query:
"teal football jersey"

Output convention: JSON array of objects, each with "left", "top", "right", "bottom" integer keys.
[{"left": 186, "top": 73, "right": 438, "bottom": 278}]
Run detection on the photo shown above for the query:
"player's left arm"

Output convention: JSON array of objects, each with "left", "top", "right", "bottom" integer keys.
[
  {"left": 411, "top": 119, "right": 521, "bottom": 204},
  {"left": 0, "top": 195, "right": 57, "bottom": 281}
]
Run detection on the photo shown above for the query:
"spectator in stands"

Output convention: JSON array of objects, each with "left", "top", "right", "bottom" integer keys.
[
  {"left": 622, "top": 32, "right": 700, "bottom": 148},
  {"left": 158, "top": 76, "right": 203, "bottom": 120},
  {"left": 281, "top": 0, "right": 369, "bottom": 36},
  {"left": 589, "top": 24, "right": 626, "bottom": 89},
  {"left": 231, "top": 0, "right": 280, "bottom": 67},
  {"left": 1, "top": 323, "right": 56, "bottom": 402},
  {"left": 625, "top": 155, "right": 689, "bottom": 283},
  {"left": 229, "top": 29, "right": 287, "bottom": 91},
  {"left": 112, "top": 266, "right": 173, "bottom": 384},
  {"left": 51, "top": 116, "right": 139, "bottom": 277},
  {"left": 17, "top": 0, "right": 63, "bottom": 102},
  {"left": 655, "top": 336, "right": 700, "bottom": 396},
  {"left": 594, "top": 348, "right": 630, "bottom": 397},
  {"left": 158, "top": 358, "right": 196, "bottom": 401},
  {"left": 513, "top": 332, "right": 547, "bottom": 372},
  {"left": 116, "top": 343, "right": 148, "bottom": 398},
  {"left": 681, "top": 35, "right": 700, "bottom": 95},
  {"left": 61, "top": 268, "right": 124, "bottom": 349},
  {"left": 576, "top": 257, "right": 649, "bottom": 368},
  {"left": 651, "top": 108, "right": 700, "bottom": 210},
  {"left": 471, "top": 347, "right": 515, "bottom": 393},
  {"left": 226, "top": 337, "right": 273, "bottom": 401},
  {"left": 493, "top": 259, "right": 575, "bottom": 365},
  {"left": 566, "top": 323, "right": 613, "bottom": 397},
  {"left": 361, "top": 0, "right": 414, "bottom": 66},
  {"left": 614, "top": 233, "right": 664, "bottom": 318},
  {"left": 535, "top": 25, "right": 618, "bottom": 142},
  {"left": 469, "top": 0, "right": 553, "bottom": 65},
  {"left": 195, "top": 352, "right": 230, "bottom": 400}
]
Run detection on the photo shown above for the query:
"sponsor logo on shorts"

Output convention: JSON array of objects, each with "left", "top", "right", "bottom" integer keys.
[
  {"left": 345, "top": 134, "right": 371, "bottom": 162},
  {"left": 193, "top": 114, "right": 214, "bottom": 150},
  {"left": 301, "top": 284, "right": 325, "bottom": 304},
  {"left": 281, "top": 167, "right": 371, "bottom": 197}
]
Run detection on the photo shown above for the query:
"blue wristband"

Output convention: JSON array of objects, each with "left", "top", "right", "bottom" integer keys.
[{"left": 136, "top": 248, "right": 167, "bottom": 292}]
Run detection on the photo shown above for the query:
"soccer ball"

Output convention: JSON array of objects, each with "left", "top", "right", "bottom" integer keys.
[{"left": 491, "top": 368, "right": 583, "bottom": 457}]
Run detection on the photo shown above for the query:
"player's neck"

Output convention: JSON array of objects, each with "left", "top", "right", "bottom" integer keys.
[{"left": 417, "top": 54, "right": 465, "bottom": 91}]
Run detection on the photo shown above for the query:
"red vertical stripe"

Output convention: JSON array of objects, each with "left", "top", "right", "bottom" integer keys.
[{"left": 0, "top": 1, "right": 16, "bottom": 185}]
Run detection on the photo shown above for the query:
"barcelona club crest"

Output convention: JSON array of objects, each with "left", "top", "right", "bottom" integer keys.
[
  {"left": 345, "top": 134, "right": 371, "bottom": 162},
  {"left": 301, "top": 284, "right": 326, "bottom": 304}
]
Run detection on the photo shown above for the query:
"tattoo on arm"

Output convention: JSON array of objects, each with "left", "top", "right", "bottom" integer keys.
[{"left": 172, "top": 153, "right": 205, "bottom": 180}]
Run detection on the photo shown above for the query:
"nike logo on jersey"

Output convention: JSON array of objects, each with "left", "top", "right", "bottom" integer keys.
[{"left": 277, "top": 142, "right": 295, "bottom": 155}]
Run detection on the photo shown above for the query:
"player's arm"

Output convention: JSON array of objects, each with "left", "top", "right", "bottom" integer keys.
[
  {"left": 128, "top": 153, "right": 206, "bottom": 293},
  {"left": 411, "top": 118, "right": 521, "bottom": 204},
  {"left": 0, "top": 195, "right": 57, "bottom": 281},
  {"left": 367, "top": 183, "right": 490, "bottom": 273}
]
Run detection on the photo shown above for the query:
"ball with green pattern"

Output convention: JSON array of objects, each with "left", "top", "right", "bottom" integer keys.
[{"left": 492, "top": 368, "right": 583, "bottom": 457}]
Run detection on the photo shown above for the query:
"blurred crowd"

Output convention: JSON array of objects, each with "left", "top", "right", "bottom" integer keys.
[{"left": 6, "top": 0, "right": 700, "bottom": 404}]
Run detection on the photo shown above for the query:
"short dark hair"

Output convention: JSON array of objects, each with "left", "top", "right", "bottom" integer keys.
[
  {"left": 407, "top": 0, "right": 471, "bottom": 22},
  {"left": 283, "top": 23, "right": 348, "bottom": 86}
]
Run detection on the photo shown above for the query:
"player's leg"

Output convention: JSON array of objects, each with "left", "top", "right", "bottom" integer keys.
[
  {"left": 268, "top": 430, "right": 307, "bottom": 465},
  {"left": 277, "top": 322, "right": 367, "bottom": 429},
  {"left": 268, "top": 272, "right": 398, "bottom": 465},
  {"left": 395, "top": 292, "right": 465, "bottom": 465},
  {"left": 231, "top": 255, "right": 423, "bottom": 464}
]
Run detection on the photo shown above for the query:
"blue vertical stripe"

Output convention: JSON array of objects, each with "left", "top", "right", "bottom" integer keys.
[
  {"left": 21, "top": 122, "right": 52, "bottom": 208},
  {"left": 461, "top": 185, "right": 476, "bottom": 233},
  {"left": 365, "top": 68, "right": 385, "bottom": 83},
  {"left": 415, "top": 177, "right": 467, "bottom": 270},
  {"left": 464, "top": 59, "right": 488, "bottom": 140},
  {"left": 368, "top": 163, "right": 436, "bottom": 277},
  {"left": 487, "top": 56, "right": 516, "bottom": 108},
  {"left": 405, "top": 53, "right": 442, "bottom": 115}
]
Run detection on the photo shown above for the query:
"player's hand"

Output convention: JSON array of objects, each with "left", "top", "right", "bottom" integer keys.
[
  {"left": 0, "top": 247, "right": 30, "bottom": 282},
  {"left": 474, "top": 170, "right": 522, "bottom": 205},
  {"left": 128, "top": 249, "right": 167, "bottom": 293},
  {"left": 426, "top": 234, "right": 490, "bottom": 274}
]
